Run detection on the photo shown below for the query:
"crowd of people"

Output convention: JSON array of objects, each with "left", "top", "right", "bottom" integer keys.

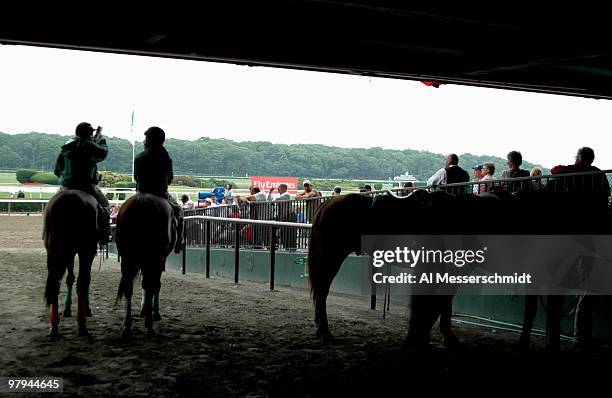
[{"left": 426, "top": 148, "right": 610, "bottom": 198}]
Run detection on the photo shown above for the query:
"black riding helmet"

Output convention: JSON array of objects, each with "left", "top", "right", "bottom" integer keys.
[
  {"left": 75, "top": 122, "right": 95, "bottom": 139},
  {"left": 144, "top": 126, "right": 166, "bottom": 147}
]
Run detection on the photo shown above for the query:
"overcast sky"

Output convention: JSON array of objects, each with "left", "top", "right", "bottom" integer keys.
[{"left": 1, "top": 44, "right": 611, "bottom": 169}]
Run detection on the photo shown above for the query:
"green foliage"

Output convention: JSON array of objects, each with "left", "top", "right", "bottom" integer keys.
[
  {"left": 172, "top": 175, "right": 203, "bottom": 187},
  {"left": 118, "top": 193, "right": 126, "bottom": 200},
  {"left": 114, "top": 181, "right": 136, "bottom": 188},
  {"left": 99, "top": 171, "right": 131, "bottom": 187},
  {"left": 16, "top": 169, "right": 38, "bottom": 183},
  {"left": 200, "top": 178, "right": 232, "bottom": 188},
  {"left": 374, "top": 183, "right": 383, "bottom": 190},
  {"left": 106, "top": 192, "right": 115, "bottom": 200},
  {"left": 30, "top": 172, "right": 59, "bottom": 185},
  {"left": 0, "top": 132, "right": 550, "bottom": 181}
]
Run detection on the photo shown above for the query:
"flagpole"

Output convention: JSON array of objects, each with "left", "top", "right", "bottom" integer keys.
[{"left": 130, "top": 108, "right": 135, "bottom": 182}]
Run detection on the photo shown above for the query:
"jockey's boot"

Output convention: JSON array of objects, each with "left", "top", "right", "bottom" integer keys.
[{"left": 97, "top": 205, "right": 111, "bottom": 245}]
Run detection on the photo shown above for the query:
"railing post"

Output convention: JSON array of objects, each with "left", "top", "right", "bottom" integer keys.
[
  {"left": 8, "top": 201, "right": 10, "bottom": 216},
  {"left": 205, "top": 220, "right": 211, "bottom": 278},
  {"left": 182, "top": 222, "right": 186, "bottom": 275},
  {"left": 370, "top": 264, "right": 377, "bottom": 310},
  {"left": 269, "top": 226, "right": 277, "bottom": 291},
  {"left": 234, "top": 221, "right": 240, "bottom": 284}
]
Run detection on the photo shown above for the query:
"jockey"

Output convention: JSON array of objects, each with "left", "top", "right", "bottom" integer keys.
[
  {"left": 54, "top": 122, "right": 111, "bottom": 244},
  {"left": 133, "top": 126, "right": 183, "bottom": 253}
]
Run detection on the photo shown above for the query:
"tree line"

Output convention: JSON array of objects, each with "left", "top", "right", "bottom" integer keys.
[{"left": 0, "top": 132, "right": 547, "bottom": 181}]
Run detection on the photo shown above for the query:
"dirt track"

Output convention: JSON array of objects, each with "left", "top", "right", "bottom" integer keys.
[{"left": 1, "top": 215, "right": 611, "bottom": 396}]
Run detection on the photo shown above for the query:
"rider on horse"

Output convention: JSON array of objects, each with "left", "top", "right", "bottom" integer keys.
[
  {"left": 54, "top": 122, "right": 111, "bottom": 244},
  {"left": 133, "top": 126, "right": 183, "bottom": 253}
]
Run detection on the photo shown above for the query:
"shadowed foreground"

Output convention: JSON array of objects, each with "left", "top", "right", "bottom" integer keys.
[{"left": 1, "top": 216, "right": 611, "bottom": 396}]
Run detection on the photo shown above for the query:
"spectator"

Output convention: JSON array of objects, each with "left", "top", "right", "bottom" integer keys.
[
  {"left": 364, "top": 184, "right": 372, "bottom": 192},
  {"left": 295, "top": 207, "right": 306, "bottom": 223},
  {"left": 245, "top": 186, "right": 270, "bottom": 247},
  {"left": 427, "top": 153, "right": 470, "bottom": 194},
  {"left": 500, "top": 151, "right": 530, "bottom": 192},
  {"left": 551, "top": 147, "right": 610, "bottom": 349},
  {"left": 471, "top": 164, "right": 484, "bottom": 194},
  {"left": 16, "top": 190, "right": 25, "bottom": 199},
  {"left": 479, "top": 163, "right": 496, "bottom": 193},
  {"left": 295, "top": 180, "right": 321, "bottom": 223},
  {"left": 268, "top": 183, "right": 296, "bottom": 249},
  {"left": 180, "top": 194, "right": 195, "bottom": 211},
  {"left": 295, "top": 180, "right": 321, "bottom": 198},
  {"left": 530, "top": 167, "right": 544, "bottom": 190},
  {"left": 267, "top": 183, "right": 291, "bottom": 201},
  {"left": 224, "top": 183, "right": 235, "bottom": 205},
  {"left": 332, "top": 186, "right": 342, "bottom": 196},
  {"left": 398, "top": 182, "right": 414, "bottom": 197},
  {"left": 501, "top": 150, "right": 530, "bottom": 179},
  {"left": 203, "top": 198, "right": 214, "bottom": 207}
]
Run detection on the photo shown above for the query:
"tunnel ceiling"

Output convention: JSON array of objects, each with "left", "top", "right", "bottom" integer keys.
[{"left": 2, "top": 2, "right": 612, "bottom": 99}]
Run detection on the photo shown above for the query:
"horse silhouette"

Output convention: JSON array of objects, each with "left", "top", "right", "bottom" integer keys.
[
  {"left": 116, "top": 193, "right": 177, "bottom": 338},
  {"left": 43, "top": 189, "right": 99, "bottom": 337},
  {"left": 308, "top": 187, "right": 610, "bottom": 349}
]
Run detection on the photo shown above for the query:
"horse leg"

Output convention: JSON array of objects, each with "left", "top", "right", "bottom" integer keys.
[
  {"left": 545, "top": 295, "right": 563, "bottom": 351},
  {"left": 120, "top": 259, "right": 135, "bottom": 340},
  {"left": 142, "top": 265, "right": 162, "bottom": 337},
  {"left": 405, "top": 295, "right": 440, "bottom": 349},
  {"left": 153, "top": 291, "right": 162, "bottom": 322},
  {"left": 63, "top": 264, "right": 75, "bottom": 318},
  {"left": 520, "top": 295, "right": 538, "bottom": 349},
  {"left": 45, "top": 253, "right": 67, "bottom": 338},
  {"left": 140, "top": 290, "right": 161, "bottom": 321},
  {"left": 439, "top": 295, "right": 461, "bottom": 349},
  {"left": 76, "top": 250, "right": 95, "bottom": 336}
]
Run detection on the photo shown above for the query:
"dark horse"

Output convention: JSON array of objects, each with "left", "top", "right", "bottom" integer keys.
[
  {"left": 116, "top": 193, "right": 177, "bottom": 338},
  {"left": 308, "top": 188, "right": 610, "bottom": 348},
  {"left": 44, "top": 189, "right": 98, "bottom": 337}
]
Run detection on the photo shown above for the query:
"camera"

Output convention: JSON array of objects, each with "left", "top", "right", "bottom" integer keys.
[{"left": 94, "top": 126, "right": 103, "bottom": 138}]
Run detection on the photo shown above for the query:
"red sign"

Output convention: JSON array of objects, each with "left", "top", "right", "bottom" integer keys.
[{"left": 250, "top": 176, "right": 299, "bottom": 193}]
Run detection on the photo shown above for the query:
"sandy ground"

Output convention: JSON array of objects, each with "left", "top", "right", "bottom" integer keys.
[{"left": 1, "top": 215, "right": 612, "bottom": 396}]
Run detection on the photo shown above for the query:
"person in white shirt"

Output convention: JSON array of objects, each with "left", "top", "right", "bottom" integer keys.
[
  {"left": 268, "top": 183, "right": 291, "bottom": 201},
  {"left": 472, "top": 164, "right": 484, "bottom": 194},
  {"left": 180, "top": 194, "right": 195, "bottom": 210},
  {"left": 224, "top": 183, "right": 235, "bottom": 205}
]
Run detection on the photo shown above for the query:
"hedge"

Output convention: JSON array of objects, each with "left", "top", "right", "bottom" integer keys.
[
  {"left": 16, "top": 169, "right": 38, "bottom": 183},
  {"left": 114, "top": 181, "right": 137, "bottom": 188},
  {"left": 30, "top": 172, "right": 59, "bottom": 185},
  {"left": 0, "top": 202, "right": 45, "bottom": 212}
]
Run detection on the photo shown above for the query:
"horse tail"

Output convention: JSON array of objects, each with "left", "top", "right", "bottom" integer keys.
[{"left": 115, "top": 268, "right": 140, "bottom": 304}]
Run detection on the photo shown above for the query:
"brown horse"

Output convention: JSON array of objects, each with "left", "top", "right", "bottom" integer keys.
[
  {"left": 308, "top": 190, "right": 466, "bottom": 346},
  {"left": 44, "top": 189, "right": 99, "bottom": 337},
  {"left": 115, "top": 193, "right": 177, "bottom": 338}
]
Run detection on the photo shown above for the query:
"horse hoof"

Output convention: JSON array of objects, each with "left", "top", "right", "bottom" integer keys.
[
  {"left": 63, "top": 309, "right": 72, "bottom": 318},
  {"left": 120, "top": 328, "right": 132, "bottom": 340},
  {"left": 518, "top": 334, "right": 531, "bottom": 351},
  {"left": 87, "top": 307, "right": 93, "bottom": 317},
  {"left": 77, "top": 327, "right": 90, "bottom": 337},
  {"left": 442, "top": 333, "right": 462, "bottom": 350},
  {"left": 153, "top": 312, "right": 162, "bottom": 322},
  {"left": 48, "top": 326, "right": 59, "bottom": 339},
  {"left": 315, "top": 329, "right": 334, "bottom": 344},
  {"left": 146, "top": 329, "right": 156, "bottom": 338}
]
